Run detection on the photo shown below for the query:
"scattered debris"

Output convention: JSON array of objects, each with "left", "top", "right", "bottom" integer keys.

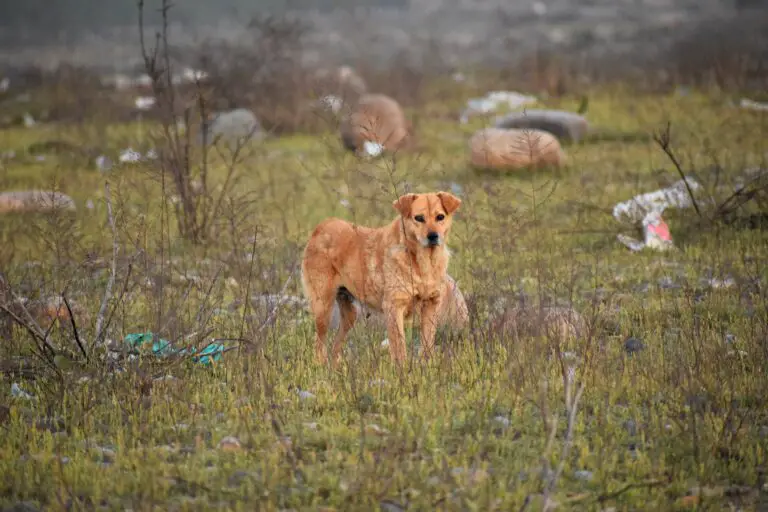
[
  {"left": 362, "top": 141, "right": 385, "bottom": 158},
  {"left": 574, "top": 470, "right": 594, "bottom": 482},
  {"left": 95, "top": 155, "right": 113, "bottom": 172},
  {"left": 365, "top": 424, "right": 389, "bottom": 436},
  {"left": 178, "top": 67, "right": 208, "bottom": 84},
  {"left": 118, "top": 148, "right": 157, "bottom": 163},
  {"left": 613, "top": 177, "right": 701, "bottom": 225},
  {"left": 134, "top": 96, "right": 156, "bottom": 111},
  {"left": 0, "top": 77, "right": 9, "bottom": 93},
  {"left": 315, "top": 94, "right": 344, "bottom": 115},
  {"left": 0, "top": 190, "right": 76, "bottom": 214},
  {"left": 123, "top": 332, "right": 229, "bottom": 366},
  {"left": 739, "top": 98, "right": 768, "bottom": 112},
  {"left": 494, "top": 109, "right": 590, "bottom": 143},
  {"left": 119, "top": 148, "right": 143, "bottom": 163},
  {"left": 11, "top": 383, "right": 35, "bottom": 401},
  {"left": 460, "top": 91, "right": 537, "bottom": 124},
  {"left": 613, "top": 177, "right": 701, "bottom": 252},
  {"left": 493, "top": 416, "right": 511, "bottom": 429},
  {"left": 296, "top": 389, "right": 316, "bottom": 401},
  {"left": 22, "top": 113, "right": 36, "bottom": 128},
  {"left": 617, "top": 211, "right": 674, "bottom": 252},
  {"left": 217, "top": 436, "right": 242, "bottom": 452}
]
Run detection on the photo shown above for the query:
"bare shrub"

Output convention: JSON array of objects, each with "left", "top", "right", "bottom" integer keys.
[{"left": 137, "top": 0, "right": 264, "bottom": 244}]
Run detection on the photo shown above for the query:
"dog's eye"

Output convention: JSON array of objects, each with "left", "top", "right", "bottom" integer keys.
[
  {"left": 436, "top": 214, "right": 445, "bottom": 221},
  {"left": 414, "top": 215, "right": 425, "bottom": 223}
]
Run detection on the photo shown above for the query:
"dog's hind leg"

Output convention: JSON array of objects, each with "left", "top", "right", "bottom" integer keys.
[
  {"left": 302, "top": 262, "right": 339, "bottom": 365},
  {"left": 331, "top": 289, "right": 358, "bottom": 367}
]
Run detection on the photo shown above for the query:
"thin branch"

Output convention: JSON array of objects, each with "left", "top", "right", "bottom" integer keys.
[
  {"left": 95, "top": 182, "right": 118, "bottom": 346},
  {"left": 256, "top": 270, "right": 296, "bottom": 334},
  {"left": 652, "top": 121, "right": 702, "bottom": 217},
  {"left": 0, "top": 304, "right": 56, "bottom": 361},
  {"left": 62, "top": 294, "right": 87, "bottom": 361}
]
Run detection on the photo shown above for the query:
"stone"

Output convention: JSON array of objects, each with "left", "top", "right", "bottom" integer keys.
[
  {"left": 468, "top": 127, "right": 566, "bottom": 171},
  {"left": 494, "top": 109, "right": 589, "bottom": 143},
  {"left": 492, "top": 305, "right": 586, "bottom": 342},
  {"left": 365, "top": 424, "right": 389, "bottom": 436},
  {"left": 340, "top": 94, "right": 410, "bottom": 157},
  {"left": 0, "top": 191, "right": 75, "bottom": 214},
  {"left": 202, "top": 109, "right": 263, "bottom": 147},
  {"left": 217, "top": 436, "right": 242, "bottom": 452},
  {"left": 328, "top": 274, "right": 469, "bottom": 333},
  {"left": 623, "top": 336, "right": 645, "bottom": 355}
]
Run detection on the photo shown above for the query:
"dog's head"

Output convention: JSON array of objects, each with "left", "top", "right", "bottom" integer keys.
[{"left": 393, "top": 191, "right": 462, "bottom": 248}]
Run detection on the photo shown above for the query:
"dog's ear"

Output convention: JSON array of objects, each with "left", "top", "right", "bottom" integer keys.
[
  {"left": 393, "top": 193, "right": 417, "bottom": 217},
  {"left": 437, "top": 191, "right": 462, "bottom": 215}
]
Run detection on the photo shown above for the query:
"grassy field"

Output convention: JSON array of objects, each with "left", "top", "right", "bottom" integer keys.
[{"left": 0, "top": 79, "right": 767, "bottom": 511}]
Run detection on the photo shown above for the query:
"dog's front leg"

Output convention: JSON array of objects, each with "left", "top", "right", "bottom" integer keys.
[
  {"left": 383, "top": 299, "right": 408, "bottom": 364},
  {"left": 419, "top": 297, "right": 440, "bottom": 360}
]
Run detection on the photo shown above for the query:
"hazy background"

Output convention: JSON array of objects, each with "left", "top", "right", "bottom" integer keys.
[{"left": 0, "top": 0, "right": 767, "bottom": 79}]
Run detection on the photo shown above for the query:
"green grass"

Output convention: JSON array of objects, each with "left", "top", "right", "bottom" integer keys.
[{"left": 1, "top": 83, "right": 767, "bottom": 511}]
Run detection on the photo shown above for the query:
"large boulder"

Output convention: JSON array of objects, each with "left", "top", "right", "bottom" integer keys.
[
  {"left": 468, "top": 127, "right": 566, "bottom": 170},
  {"left": 330, "top": 274, "right": 469, "bottom": 333},
  {"left": 494, "top": 109, "right": 589, "bottom": 143},
  {"left": 339, "top": 94, "right": 411, "bottom": 158},
  {"left": 0, "top": 191, "right": 76, "bottom": 214}
]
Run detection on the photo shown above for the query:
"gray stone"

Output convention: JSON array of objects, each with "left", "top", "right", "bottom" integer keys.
[
  {"left": 623, "top": 336, "right": 645, "bottom": 355},
  {"left": 494, "top": 110, "right": 590, "bottom": 143},
  {"left": 202, "top": 109, "right": 263, "bottom": 147}
]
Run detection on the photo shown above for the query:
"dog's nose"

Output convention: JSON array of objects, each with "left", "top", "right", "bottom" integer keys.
[{"left": 427, "top": 232, "right": 440, "bottom": 244}]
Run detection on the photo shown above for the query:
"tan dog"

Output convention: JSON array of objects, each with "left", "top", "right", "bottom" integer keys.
[{"left": 301, "top": 191, "right": 462, "bottom": 365}]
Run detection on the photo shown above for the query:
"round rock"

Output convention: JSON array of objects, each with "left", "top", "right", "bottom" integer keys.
[
  {"left": 494, "top": 109, "right": 589, "bottom": 143},
  {"left": 469, "top": 127, "right": 566, "bottom": 171}
]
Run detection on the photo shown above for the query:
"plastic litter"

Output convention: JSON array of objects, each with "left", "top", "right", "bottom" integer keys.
[
  {"left": 739, "top": 98, "right": 768, "bottom": 112},
  {"left": 123, "top": 332, "right": 230, "bottom": 366},
  {"left": 613, "top": 177, "right": 700, "bottom": 252},
  {"left": 362, "top": 141, "right": 384, "bottom": 158},
  {"left": 617, "top": 211, "right": 674, "bottom": 252},
  {"left": 316, "top": 94, "right": 344, "bottom": 114},
  {"left": 11, "top": 382, "right": 35, "bottom": 400},
  {"left": 95, "top": 155, "right": 113, "bottom": 172},
  {"left": 460, "top": 91, "right": 537, "bottom": 124},
  {"left": 612, "top": 177, "right": 701, "bottom": 224},
  {"left": 0, "top": 77, "right": 9, "bottom": 93},
  {"left": 134, "top": 96, "right": 156, "bottom": 110},
  {"left": 118, "top": 148, "right": 157, "bottom": 163}
]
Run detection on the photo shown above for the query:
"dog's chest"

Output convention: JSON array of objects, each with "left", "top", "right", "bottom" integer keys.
[{"left": 385, "top": 245, "right": 445, "bottom": 299}]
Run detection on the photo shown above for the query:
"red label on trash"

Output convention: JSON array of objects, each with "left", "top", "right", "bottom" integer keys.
[{"left": 647, "top": 217, "right": 671, "bottom": 241}]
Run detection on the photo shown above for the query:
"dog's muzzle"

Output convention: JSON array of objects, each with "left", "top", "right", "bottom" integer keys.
[{"left": 426, "top": 232, "right": 441, "bottom": 246}]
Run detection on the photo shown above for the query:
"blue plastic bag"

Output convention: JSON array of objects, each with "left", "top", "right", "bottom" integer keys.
[{"left": 124, "top": 332, "right": 226, "bottom": 366}]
